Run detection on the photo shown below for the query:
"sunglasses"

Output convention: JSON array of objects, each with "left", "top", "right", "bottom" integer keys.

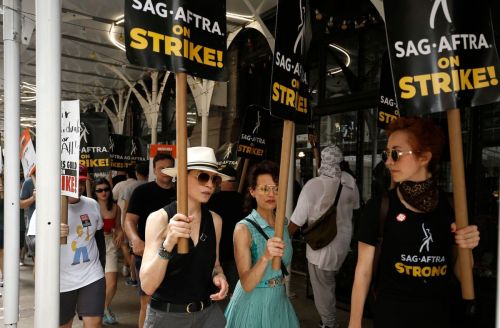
[
  {"left": 95, "top": 188, "right": 110, "bottom": 193},
  {"left": 382, "top": 149, "right": 417, "bottom": 162},
  {"left": 257, "top": 185, "right": 279, "bottom": 194},
  {"left": 193, "top": 171, "right": 222, "bottom": 187}
]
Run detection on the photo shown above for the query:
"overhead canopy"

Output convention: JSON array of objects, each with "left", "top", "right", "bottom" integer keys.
[{"left": 0, "top": 0, "right": 277, "bottom": 132}]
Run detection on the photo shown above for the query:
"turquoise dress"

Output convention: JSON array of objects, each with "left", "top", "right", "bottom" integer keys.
[{"left": 224, "top": 210, "right": 299, "bottom": 328}]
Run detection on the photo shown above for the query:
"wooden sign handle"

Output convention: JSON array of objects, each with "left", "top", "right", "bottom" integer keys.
[
  {"left": 447, "top": 108, "right": 474, "bottom": 300},
  {"left": 60, "top": 195, "right": 68, "bottom": 244},
  {"left": 272, "top": 120, "right": 294, "bottom": 270},
  {"left": 238, "top": 158, "right": 249, "bottom": 194},
  {"left": 176, "top": 72, "right": 189, "bottom": 254}
]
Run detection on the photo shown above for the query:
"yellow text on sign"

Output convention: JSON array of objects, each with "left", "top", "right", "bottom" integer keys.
[
  {"left": 399, "top": 55, "right": 498, "bottom": 99},
  {"left": 129, "top": 27, "right": 223, "bottom": 68},
  {"left": 271, "top": 80, "right": 308, "bottom": 113}
]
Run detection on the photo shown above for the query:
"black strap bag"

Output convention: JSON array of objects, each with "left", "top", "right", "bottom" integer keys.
[{"left": 302, "top": 182, "right": 343, "bottom": 250}]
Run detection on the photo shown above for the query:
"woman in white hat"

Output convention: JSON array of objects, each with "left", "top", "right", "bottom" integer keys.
[{"left": 140, "top": 146, "right": 231, "bottom": 328}]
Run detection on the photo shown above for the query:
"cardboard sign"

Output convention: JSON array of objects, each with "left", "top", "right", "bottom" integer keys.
[
  {"left": 61, "top": 100, "right": 80, "bottom": 198},
  {"left": 20, "top": 128, "right": 36, "bottom": 179},
  {"left": 237, "top": 105, "right": 269, "bottom": 159},
  {"left": 125, "top": 0, "right": 227, "bottom": 81},
  {"left": 148, "top": 144, "right": 176, "bottom": 181},
  {"left": 377, "top": 52, "right": 401, "bottom": 129},
  {"left": 384, "top": 0, "right": 500, "bottom": 113},
  {"left": 80, "top": 112, "right": 110, "bottom": 179},
  {"left": 270, "top": 0, "right": 312, "bottom": 123}
]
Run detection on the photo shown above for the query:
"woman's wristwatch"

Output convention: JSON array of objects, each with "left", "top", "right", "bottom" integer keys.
[{"left": 158, "top": 245, "right": 174, "bottom": 260}]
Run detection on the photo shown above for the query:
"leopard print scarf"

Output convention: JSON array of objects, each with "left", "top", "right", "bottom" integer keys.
[{"left": 398, "top": 178, "right": 439, "bottom": 213}]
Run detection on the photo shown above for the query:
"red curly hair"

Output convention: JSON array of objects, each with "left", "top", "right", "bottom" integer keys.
[{"left": 386, "top": 117, "right": 445, "bottom": 172}]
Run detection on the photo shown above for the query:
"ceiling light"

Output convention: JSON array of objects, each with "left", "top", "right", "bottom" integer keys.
[
  {"left": 327, "top": 44, "right": 351, "bottom": 75},
  {"left": 298, "top": 151, "right": 306, "bottom": 158}
]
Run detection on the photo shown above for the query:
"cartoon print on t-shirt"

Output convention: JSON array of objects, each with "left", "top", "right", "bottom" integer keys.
[
  {"left": 71, "top": 224, "right": 91, "bottom": 265},
  {"left": 419, "top": 223, "right": 433, "bottom": 252}
]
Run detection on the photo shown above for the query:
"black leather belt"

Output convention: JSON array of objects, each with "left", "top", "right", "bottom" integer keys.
[{"left": 150, "top": 297, "right": 212, "bottom": 313}]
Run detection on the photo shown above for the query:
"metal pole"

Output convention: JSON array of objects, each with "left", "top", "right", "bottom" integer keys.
[
  {"left": 35, "top": 0, "right": 62, "bottom": 326},
  {"left": 3, "top": 0, "right": 21, "bottom": 325}
]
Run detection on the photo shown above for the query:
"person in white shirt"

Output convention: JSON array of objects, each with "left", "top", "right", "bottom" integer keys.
[
  {"left": 28, "top": 165, "right": 105, "bottom": 327},
  {"left": 289, "top": 145, "right": 360, "bottom": 328}
]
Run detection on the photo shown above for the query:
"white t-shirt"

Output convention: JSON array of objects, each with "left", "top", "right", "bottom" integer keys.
[
  {"left": 28, "top": 196, "right": 104, "bottom": 292},
  {"left": 112, "top": 178, "right": 136, "bottom": 206},
  {"left": 290, "top": 172, "right": 360, "bottom": 271}
]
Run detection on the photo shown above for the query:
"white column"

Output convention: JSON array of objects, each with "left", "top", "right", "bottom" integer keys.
[
  {"left": 35, "top": 0, "right": 61, "bottom": 327},
  {"left": 201, "top": 114, "right": 208, "bottom": 146},
  {"left": 3, "top": 0, "right": 21, "bottom": 324}
]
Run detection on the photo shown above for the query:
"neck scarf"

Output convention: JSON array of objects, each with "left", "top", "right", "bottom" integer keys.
[{"left": 398, "top": 178, "right": 439, "bottom": 213}]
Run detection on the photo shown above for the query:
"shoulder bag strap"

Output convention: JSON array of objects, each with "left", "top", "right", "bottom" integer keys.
[
  {"left": 371, "top": 192, "right": 389, "bottom": 296},
  {"left": 333, "top": 181, "right": 343, "bottom": 206},
  {"left": 244, "top": 218, "right": 289, "bottom": 276}
]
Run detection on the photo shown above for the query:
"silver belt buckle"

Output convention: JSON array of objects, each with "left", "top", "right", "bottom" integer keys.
[
  {"left": 186, "top": 301, "right": 204, "bottom": 313},
  {"left": 267, "top": 277, "right": 283, "bottom": 288}
]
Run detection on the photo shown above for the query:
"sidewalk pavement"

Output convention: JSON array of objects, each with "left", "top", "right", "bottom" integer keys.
[{"left": 2, "top": 258, "right": 373, "bottom": 327}]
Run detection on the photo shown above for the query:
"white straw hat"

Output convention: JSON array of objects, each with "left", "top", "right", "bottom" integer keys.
[{"left": 161, "top": 146, "right": 232, "bottom": 181}]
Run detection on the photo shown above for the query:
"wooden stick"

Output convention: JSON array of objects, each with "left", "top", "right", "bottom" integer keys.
[
  {"left": 60, "top": 195, "right": 68, "bottom": 244},
  {"left": 86, "top": 179, "right": 92, "bottom": 198},
  {"left": 176, "top": 72, "right": 189, "bottom": 254},
  {"left": 447, "top": 108, "right": 475, "bottom": 300},
  {"left": 238, "top": 158, "right": 249, "bottom": 194},
  {"left": 272, "top": 120, "right": 294, "bottom": 270}
]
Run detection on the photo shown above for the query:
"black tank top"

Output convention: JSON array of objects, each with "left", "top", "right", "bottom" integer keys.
[{"left": 153, "top": 201, "right": 217, "bottom": 303}]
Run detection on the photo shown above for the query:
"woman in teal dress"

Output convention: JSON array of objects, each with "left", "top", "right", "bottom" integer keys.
[{"left": 224, "top": 161, "right": 299, "bottom": 328}]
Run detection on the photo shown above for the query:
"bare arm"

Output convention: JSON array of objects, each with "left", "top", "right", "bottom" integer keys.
[
  {"left": 140, "top": 210, "right": 191, "bottom": 295},
  {"left": 234, "top": 223, "right": 285, "bottom": 293},
  {"left": 288, "top": 221, "right": 300, "bottom": 237},
  {"left": 209, "top": 211, "right": 229, "bottom": 301},
  {"left": 113, "top": 205, "right": 124, "bottom": 248},
  {"left": 348, "top": 242, "right": 376, "bottom": 328},
  {"left": 124, "top": 212, "right": 143, "bottom": 256},
  {"left": 20, "top": 192, "right": 36, "bottom": 209}
]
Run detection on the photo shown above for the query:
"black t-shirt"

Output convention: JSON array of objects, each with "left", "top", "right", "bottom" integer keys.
[
  {"left": 208, "top": 191, "right": 244, "bottom": 263},
  {"left": 153, "top": 201, "right": 217, "bottom": 303},
  {"left": 127, "top": 181, "right": 176, "bottom": 241},
  {"left": 357, "top": 188, "right": 454, "bottom": 301}
]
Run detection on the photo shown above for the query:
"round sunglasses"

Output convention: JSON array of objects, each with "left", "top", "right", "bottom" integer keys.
[
  {"left": 95, "top": 187, "right": 110, "bottom": 193},
  {"left": 257, "top": 185, "right": 279, "bottom": 194},
  {"left": 192, "top": 171, "right": 222, "bottom": 187},
  {"left": 382, "top": 149, "right": 417, "bottom": 162}
]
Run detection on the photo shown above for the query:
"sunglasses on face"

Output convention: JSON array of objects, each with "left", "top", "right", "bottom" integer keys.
[
  {"left": 381, "top": 149, "right": 417, "bottom": 162},
  {"left": 193, "top": 171, "right": 222, "bottom": 187},
  {"left": 95, "top": 188, "right": 110, "bottom": 193},
  {"left": 257, "top": 185, "right": 279, "bottom": 194}
]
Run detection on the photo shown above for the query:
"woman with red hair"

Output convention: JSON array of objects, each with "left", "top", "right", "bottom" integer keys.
[{"left": 349, "top": 117, "right": 480, "bottom": 328}]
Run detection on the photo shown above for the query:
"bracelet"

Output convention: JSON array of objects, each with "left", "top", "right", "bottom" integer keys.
[{"left": 158, "top": 245, "right": 174, "bottom": 260}]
